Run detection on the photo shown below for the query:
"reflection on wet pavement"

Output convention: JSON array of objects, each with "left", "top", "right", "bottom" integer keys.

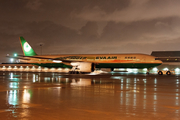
[{"left": 0, "top": 71, "right": 179, "bottom": 119}]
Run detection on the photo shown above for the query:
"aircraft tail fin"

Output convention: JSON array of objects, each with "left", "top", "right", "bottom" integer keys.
[{"left": 19, "top": 36, "right": 37, "bottom": 56}]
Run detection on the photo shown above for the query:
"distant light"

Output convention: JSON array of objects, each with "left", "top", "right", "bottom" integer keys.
[
  {"left": 50, "top": 68, "right": 55, "bottom": 70},
  {"left": 152, "top": 68, "right": 158, "bottom": 72},
  {"left": 163, "top": 68, "right": 168, "bottom": 71},
  {"left": 175, "top": 68, "right": 180, "bottom": 72},
  {"left": 14, "top": 53, "right": 17, "bottom": 57},
  {"left": 111, "top": 76, "right": 121, "bottom": 79},
  {"left": 119, "top": 68, "right": 125, "bottom": 71},
  {"left": 133, "top": 69, "right": 138, "bottom": 73},
  {"left": 58, "top": 68, "right": 62, "bottom": 70},
  {"left": 127, "top": 68, "right": 133, "bottom": 72},
  {"left": 65, "top": 68, "right": 70, "bottom": 71},
  {"left": 10, "top": 58, "right": 14, "bottom": 62}
]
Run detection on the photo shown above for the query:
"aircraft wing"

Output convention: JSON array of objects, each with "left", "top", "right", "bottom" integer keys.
[
  {"left": 7, "top": 55, "right": 89, "bottom": 63},
  {"left": 6, "top": 55, "right": 31, "bottom": 60}
]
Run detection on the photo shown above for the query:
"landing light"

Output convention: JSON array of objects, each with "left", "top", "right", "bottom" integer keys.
[{"left": 71, "top": 62, "right": 79, "bottom": 66}]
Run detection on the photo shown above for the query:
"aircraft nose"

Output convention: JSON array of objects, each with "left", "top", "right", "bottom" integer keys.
[{"left": 156, "top": 60, "right": 163, "bottom": 64}]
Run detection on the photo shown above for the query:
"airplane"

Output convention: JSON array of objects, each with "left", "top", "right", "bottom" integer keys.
[{"left": 8, "top": 37, "right": 162, "bottom": 74}]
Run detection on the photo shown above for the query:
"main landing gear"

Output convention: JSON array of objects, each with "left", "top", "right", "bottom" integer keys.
[
  {"left": 69, "top": 71, "right": 80, "bottom": 74},
  {"left": 158, "top": 71, "right": 171, "bottom": 75},
  {"left": 69, "top": 66, "right": 80, "bottom": 74},
  {"left": 158, "top": 71, "right": 163, "bottom": 75}
]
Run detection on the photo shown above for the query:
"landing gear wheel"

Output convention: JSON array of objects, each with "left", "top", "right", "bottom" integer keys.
[
  {"left": 75, "top": 71, "right": 79, "bottom": 74},
  {"left": 158, "top": 71, "right": 163, "bottom": 75},
  {"left": 69, "top": 71, "right": 80, "bottom": 74},
  {"left": 166, "top": 71, "right": 171, "bottom": 75}
]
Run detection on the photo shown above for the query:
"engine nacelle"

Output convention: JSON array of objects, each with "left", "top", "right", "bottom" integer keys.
[{"left": 70, "top": 62, "right": 93, "bottom": 73}]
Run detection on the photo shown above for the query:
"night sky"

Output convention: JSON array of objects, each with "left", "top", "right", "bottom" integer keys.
[{"left": 1, "top": 0, "right": 180, "bottom": 62}]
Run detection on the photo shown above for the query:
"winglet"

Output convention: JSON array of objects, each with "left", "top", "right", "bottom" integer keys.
[{"left": 19, "top": 37, "right": 37, "bottom": 56}]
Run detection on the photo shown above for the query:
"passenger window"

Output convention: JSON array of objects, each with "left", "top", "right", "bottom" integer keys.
[
  {"left": 125, "top": 57, "right": 127, "bottom": 59},
  {"left": 134, "top": 57, "right": 136, "bottom": 59},
  {"left": 128, "top": 57, "right": 130, "bottom": 59},
  {"left": 131, "top": 57, "right": 133, "bottom": 59}
]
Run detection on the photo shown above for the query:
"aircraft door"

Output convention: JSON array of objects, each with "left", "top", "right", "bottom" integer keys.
[{"left": 142, "top": 57, "right": 146, "bottom": 62}]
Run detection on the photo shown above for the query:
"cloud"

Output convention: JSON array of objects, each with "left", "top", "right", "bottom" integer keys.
[
  {"left": 25, "top": 0, "right": 42, "bottom": 10},
  {"left": 1, "top": 18, "right": 180, "bottom": 63},
  {"left": 80, "top": 21, "right": 99, "bottom": 37},
  {"left": 74, "top": 0, "right": 180, "bottom": 22},
  {"left": 1, "top": 0, "right": 180, "bottom": 63},
  {"left": 0, "top": 20, "right": 101, "bottom": 61},
  {"left": 99, "top": 17, "right": 180, "bottom": 44}
]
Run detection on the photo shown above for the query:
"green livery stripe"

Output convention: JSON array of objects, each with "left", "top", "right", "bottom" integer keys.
[
  {"left": 96, "top": 63, "right": 162, "bottom": 69},
  {"left": 19, "top": 37, "right": 37, "bottom": 56},
  {"left": 31, "top": 63, "right": 161, "bottom": 69}
]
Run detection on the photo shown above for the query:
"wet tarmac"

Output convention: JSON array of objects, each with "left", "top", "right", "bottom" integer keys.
[{"left": 0, "top": 71, "right": 179, "bottom": 120}]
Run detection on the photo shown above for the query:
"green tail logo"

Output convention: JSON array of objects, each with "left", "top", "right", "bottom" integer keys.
[{"left": 19, "top": 36, "right": 37, "bottom": 56}]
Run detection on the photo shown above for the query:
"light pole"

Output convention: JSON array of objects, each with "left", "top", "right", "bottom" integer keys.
[{"left": 40, "top": 44, "right": 43, "bottom": 55}]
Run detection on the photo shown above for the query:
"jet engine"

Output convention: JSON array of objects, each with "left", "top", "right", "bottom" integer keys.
[{"left": 70, "top": 62, "right": 94, "bottom": 73}]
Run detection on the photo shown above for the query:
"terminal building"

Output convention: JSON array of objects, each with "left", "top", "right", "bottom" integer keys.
[
  {"left": 151, "top": 51, "right": 180, "bottom": 74},
  {"left": 0, "top": 63, "right": 70, "bottom": 73},
  {"left": 151, "top": 51, "right": 180, "bottom": 63}
]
